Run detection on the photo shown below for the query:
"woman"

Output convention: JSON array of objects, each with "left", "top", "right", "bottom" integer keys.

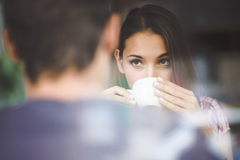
[{"left": 102, "top": 5, "right": 232, "bottom": 159}]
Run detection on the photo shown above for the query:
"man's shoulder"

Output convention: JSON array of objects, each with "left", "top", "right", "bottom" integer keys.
[
  {"left": 0, "top": 98, "right": 127, "bottom": 139},
  {"left": 0, "top": 100, "right": 62, "bottom": 119},
  {"left": 1, "top": 98, "right": 121, "bottom": 110},
  {"left": 0, "top": 99, "right": 127, "bottom": 121},
  {"left": 0, "top": 99, "right": 128, "bottom": 159}
]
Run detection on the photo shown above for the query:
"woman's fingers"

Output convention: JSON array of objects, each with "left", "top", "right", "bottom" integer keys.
[
  {"left": 101, "top": 86, "right": 136, "bottom": 107},
  {"left": 157, "top": 97, "right": 190, "bottom": 114},
  {"left": 156, "top": 77, "right": 194, "bottom": 95},
  {"left": 154, "top": 90, "right": 195, "bottom": 110},
  {"left": 153, "top": 77, "right": 200, "bottom": 113},
  {"left": 101, "top": 86, "right": 133, "bottom": 99},
  {"left": 153, "top": 78, "right": 197, "bottom": 104},
  {"left": 106, "top": 95, "right": 137, "bottom": 107},
  {"left": 153, "top": 81, "right": 186, "bottom": 100}
]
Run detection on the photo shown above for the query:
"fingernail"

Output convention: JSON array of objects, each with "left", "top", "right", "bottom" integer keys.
[
  {"left": 130, "top": 100, "right": 137, "bottom": 105},
  {"left": 129, "top": 94, "right": 134, "bottom": 99},
  {"left": 155, "top": 89, "right": 160, "bottom": 93},
  {"left": 158, "top": 77, "right": 163, "bottom": 82},
  {"left": 154, "top": 82, "right": 160, "bottom": 86},
  {"left": 160, "top": 98, "right": 164, "bottom": 102}
]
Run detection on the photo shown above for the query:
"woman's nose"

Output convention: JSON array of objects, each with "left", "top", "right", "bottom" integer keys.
[{"left": 146, "top": 66, "right": 158, "bottom": 78}]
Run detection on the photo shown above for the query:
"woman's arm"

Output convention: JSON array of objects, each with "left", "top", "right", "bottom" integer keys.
[{"left": 218, "top": 131, "right": 233, "bottom": 160}]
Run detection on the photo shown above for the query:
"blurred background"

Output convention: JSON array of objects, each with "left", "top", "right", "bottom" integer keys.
[
  {"left": 0, "top": 7, "right": 25, "bottom": 109},
  {"left": 0, "top": 0, "right": 240, "bottom": 158}
]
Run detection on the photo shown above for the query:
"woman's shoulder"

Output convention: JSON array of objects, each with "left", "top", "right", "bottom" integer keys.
[
  {"left": 200, "top": 96, "right": 230, "bottom": 138},
  {"left": 200, "top": 96, "right": 225, "bottom": 113}
]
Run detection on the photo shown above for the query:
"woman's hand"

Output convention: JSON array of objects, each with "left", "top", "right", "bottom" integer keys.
[
  {"left": 153, "top": 77, "right": 201, "bottom": 114},
  {"left": 101, "top": 86, "right": 137, "bottom": 107}
]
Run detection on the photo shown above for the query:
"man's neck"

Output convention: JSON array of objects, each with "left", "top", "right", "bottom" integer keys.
[{"left": 25, "top": 68, "right": 102, "bottom": 102}]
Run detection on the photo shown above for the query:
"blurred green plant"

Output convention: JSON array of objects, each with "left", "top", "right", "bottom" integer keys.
[{"left": 0, "top": 53, "right": 25, "bottom": 110}]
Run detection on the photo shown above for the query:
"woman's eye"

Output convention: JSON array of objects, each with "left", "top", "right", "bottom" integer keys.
[
  {"left": 130, "top": 60, "right": 142, "bottom": 66},
  {"left": 158, "top": 59, "right": 170, "bottom": 66}
]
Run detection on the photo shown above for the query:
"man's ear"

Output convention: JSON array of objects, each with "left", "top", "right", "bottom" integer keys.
[
  {"left": 101, "top": 13, "right": 120, "bottom": 54},
  {"left": 2, "top": 28, "right": 19, "bottom": 62},
  {"left": 114, "top": 49, "right": 125, "bottom": 74}
]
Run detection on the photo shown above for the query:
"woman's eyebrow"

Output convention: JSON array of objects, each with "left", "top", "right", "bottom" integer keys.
[
  {"left": 127, "top": 55, "right": 143, "bottom": 59},
  {"left": 158, "top": 53, "right": 169, "bottom": 58},
  {"left": 127, "top": 53, "right": 168, "bottom": 59}
]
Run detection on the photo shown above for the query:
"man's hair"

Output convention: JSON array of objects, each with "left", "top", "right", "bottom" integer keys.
[{"left": 1, "top": 0, "right": 111, "bottom": 83}]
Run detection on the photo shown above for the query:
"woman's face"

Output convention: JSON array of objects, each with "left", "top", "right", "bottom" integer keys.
[{"left": 115, "top": 32, "right": 172, "bottom": 89}]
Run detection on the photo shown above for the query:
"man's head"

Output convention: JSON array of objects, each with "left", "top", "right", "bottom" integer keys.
[{"left": 1, "top": 0, "right": 119, "bottom": 84}]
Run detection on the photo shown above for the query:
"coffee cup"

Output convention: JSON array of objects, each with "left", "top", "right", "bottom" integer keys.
[{"left": 127, "top": 77, "right": 163, "bottom": 109}]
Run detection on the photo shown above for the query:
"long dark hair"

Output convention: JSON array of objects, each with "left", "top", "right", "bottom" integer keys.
[{"left": 118, "top": 4, "right": 204, "bottom": 98}]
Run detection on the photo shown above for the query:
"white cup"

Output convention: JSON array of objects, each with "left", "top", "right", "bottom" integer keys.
[{"left": 127, "top": 77, "right": 163, "bottom": 109}]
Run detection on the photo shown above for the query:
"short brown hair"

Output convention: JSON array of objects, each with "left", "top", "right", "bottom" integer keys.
[{"left": 1, "top": 0, "right": 112, "bottom": 83}]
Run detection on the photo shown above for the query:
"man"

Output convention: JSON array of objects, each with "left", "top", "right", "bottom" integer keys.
[
  {"left": 2, "top": 0, "right": 120, "bottom": 101},
  {"left": 0, "top": 0, "right": 123, "bottom": 159}
]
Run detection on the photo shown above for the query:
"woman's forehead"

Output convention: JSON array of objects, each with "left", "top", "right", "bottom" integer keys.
[{"left": 123, "top": 32, "right": 167, "bottom": 58}]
